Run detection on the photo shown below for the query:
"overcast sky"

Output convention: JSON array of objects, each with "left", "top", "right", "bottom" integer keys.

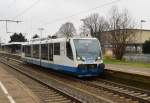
[{"left": 0, "top": 0, "right": 150, "bottom": 42}]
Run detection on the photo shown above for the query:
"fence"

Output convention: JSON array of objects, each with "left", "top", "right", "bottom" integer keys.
[{"left": 123, "top": 54, "right": 150, "bottom": 63}]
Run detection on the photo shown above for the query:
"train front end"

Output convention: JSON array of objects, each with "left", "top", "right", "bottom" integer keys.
[{"left": 72, "top": 38, "right": 105, "bottom": 77}]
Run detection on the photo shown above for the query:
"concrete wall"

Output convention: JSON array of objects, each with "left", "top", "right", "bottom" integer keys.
[{"left": 133, "top": 30, "right": 150, "bottom": 43}]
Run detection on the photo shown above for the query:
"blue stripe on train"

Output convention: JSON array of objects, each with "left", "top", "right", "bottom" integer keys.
[{"left": 24, "top": 58, "right": 104, "bottom": 77}]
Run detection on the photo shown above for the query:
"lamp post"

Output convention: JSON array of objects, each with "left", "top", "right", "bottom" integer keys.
[
  {"left": 38, "top": 28, "right": 44, "bottom": 65},
  {"left": 140, "top": 20, "right": 146, "bottom": 29},
  {"left": 38, "top": 28, "right": 44, "bottom": 39},
  {"left": 140, "top": 20, "right": 146, "bottom": 53}
]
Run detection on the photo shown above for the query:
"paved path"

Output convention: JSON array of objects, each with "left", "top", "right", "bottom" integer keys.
[
  {"left": 0, "top": 63, "right": 40, "bottom": 103},
  {"left": 106, "top": 64, "right": 150, "bottom": 77}
]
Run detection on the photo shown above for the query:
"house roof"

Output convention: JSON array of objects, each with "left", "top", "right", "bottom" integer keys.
[
  {"left": 1, "top": 42, "right": 24, "bottom": 46},
  {"left": 102, "top": 29, "right": 150, "bottom": 33}
]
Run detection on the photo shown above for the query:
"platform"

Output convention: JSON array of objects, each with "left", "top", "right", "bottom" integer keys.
[
  {"left": 0, "top": 63, "right": 39, "bottom": 103},
  {"left": 106, "top": 64, "right": 150, "bottom": 77}
]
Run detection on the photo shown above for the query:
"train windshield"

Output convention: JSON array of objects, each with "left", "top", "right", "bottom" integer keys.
[{"left": 74, "top": 39, "right": 101, "bottom": 59}]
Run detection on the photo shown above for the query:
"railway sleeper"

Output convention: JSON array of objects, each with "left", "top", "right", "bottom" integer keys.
[
  {"left": 47, "top": 93, "right": 62, "bottom": 96},
  {"left": 143, "top": 96, "right": 150, "bottom": 100},
  {"left": 46, "top": 96, "right": 65, "bottom": 99},
  {"left": 117, "top": 96, "right": 127, "bottom": 102},
  {"left": 137, "top": 94, "right": 148, "bottom": 98},
  {"left": 125, "top": 98, "right": 134, "bottom": 103},
  {"left": 41, "top": 93, "right": 59, "bottom": 96},
  {"left": 113, "top": 86, "right": 119, "bottom": 89},
  {"left": 35, "top": 92, "right": 59, "bottom": 96},
  {"left": 130, "top": 92, "right": 142, "bottom": 96},
  {"left": 119, "top": 89, "right": 129, "bottom": 92},
  {"left": 45, "top": 95, "right": 65, "bottom": 99},
  {"left": 50, "top": 101, "right": 72, "bottom": 103},
  {"left": 121, "top": 90, "right": 138, "bottom": 95},
  {"left": 44, "top": 98, "right": 69, "bottom": 102}
]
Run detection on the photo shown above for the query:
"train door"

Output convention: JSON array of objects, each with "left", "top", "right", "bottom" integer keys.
[
  {"left": 49, "top": 43, "right": 53, "bottom": 61},
  {"left": 21, "top": 45, "right": 25, "bottom": 58},
  {"left": 41, "top": 43, "right": 48, "bottom": 64}
]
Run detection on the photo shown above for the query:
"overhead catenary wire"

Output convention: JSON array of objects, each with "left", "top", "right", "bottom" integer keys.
[
  {"left": 12, "top": 0, "right": 41, "bottom": 20},
  {"left": 43, "top": 0, "right": 121, "bottom": 26},
  {"left": 9, "top": 0, "right": 120, "bottom": 38},
  {"left": 11, "top": 0, "right": 120, "bottom": 27}
]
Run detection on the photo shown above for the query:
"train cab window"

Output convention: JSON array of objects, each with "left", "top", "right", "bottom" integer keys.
[
  {"left": 33, "top": 45, "right": 39, "bottom": 58},
  {"left": 25, "top": 45, "right": 31, "bottom": 57},
  {"left": 41, "top": 44, "right": 48, "bottom": 60},
  {"left": 66, "top": 42, "right": 73, "bottom": 60},
  {"left": 54, "top": 43, "right": 60, "bottom": 55},
  {"left": 49, "top": 43, "right": 53, "bottom": 61}
]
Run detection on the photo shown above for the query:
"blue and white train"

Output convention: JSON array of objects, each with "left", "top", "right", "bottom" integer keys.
[{"left": 22, "top": 37, "right": 105, "bottom": 77}]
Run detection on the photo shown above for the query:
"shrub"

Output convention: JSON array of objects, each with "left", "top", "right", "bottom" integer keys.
[{"left": 142, "top": 38, "right": 150, "bottom": 54}]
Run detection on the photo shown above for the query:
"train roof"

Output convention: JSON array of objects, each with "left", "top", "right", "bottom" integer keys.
[
  {"left": 1, "top": 42, "right": 24, "bottom": 46},
  {"left": 22, "top": 37, "right": 98, "bottom": 45}
]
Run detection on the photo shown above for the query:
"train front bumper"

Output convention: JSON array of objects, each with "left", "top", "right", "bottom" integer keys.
[{"left": 76, "top": 63, "right": 105, "bottom": 77}]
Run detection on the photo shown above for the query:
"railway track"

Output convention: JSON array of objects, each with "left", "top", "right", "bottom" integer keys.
[
  {"left": 1, "top": 57, "right": 150, "bottom": 103},
  {"left": 0, "top": 58, "right": 82, "bottom": 103},
  {"left": 0, "top": 57, "right": 113, "bottom": 103},
  {"left": 85, "top": 79, "right": 150, "bottom": 103}
]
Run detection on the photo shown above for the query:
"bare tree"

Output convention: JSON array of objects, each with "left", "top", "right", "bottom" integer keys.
[
  {"left": 108, "top": 7, "right": 135, "bottom": 60},
  {"left": 58, "top": 22, "right": 76, "bottom": 38},
  {"left": 81, "top": 13, "right": 109, "bottom": 41}
]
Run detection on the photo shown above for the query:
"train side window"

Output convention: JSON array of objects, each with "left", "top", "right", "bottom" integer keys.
[
  {"left": 66, "top": 42, "right": 73, "bottom": 60},
  {"left": 33, "top": 45, "right": 39, "bottom": 58},
  {"left": 54, "top": 43, "right": 60, "bottom": 55},
  {"left": 41, "top": 44, "right": 48, "bottom": 60},
  {"left": 25, "top": 45, "right": 31, "bottom": 57},
  {"left": 22, "top": 46, "right": 25, "bottom": 53},
  {"left": 49, "top": 43, "right": 53, "bottom": 61}
]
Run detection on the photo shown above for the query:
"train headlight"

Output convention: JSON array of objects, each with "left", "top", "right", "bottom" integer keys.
[
  {"left": 77, "top": 56, "right": 85, "bottom": 61},
  {"left": 97, "top": 57, "right": 101, "bottom": 60},
  {"left": 96, "top": 56, "right": 101, "bottom": 61},
  {"left": 77, "top": 57, "right": 81, "bottom": 61}
]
